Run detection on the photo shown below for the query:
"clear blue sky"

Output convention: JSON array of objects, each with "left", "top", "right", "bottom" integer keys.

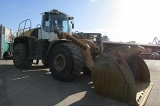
[{"left": 1, "top": 0, "right": 160, "bottom": 44}]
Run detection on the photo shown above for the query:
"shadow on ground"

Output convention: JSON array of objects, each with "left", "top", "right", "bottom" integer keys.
[{"left": 0, "top": 61, "right": 131, "bottom": 106}]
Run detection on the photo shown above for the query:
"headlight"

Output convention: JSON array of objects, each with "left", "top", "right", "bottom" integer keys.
[{"left": 68, "top": 17, "right": 74, "bottom": 20}]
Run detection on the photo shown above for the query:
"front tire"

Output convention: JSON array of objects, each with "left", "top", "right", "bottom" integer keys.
[
  {"left": 13, "top": 43, "right": 32, "bottom": 69},
  {"left": 49, "top": 43, "right": 84, "bottom": 81}
]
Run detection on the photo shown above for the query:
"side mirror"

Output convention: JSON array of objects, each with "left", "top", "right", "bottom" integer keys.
[{"left": 71, "top": 21, "right": 74, "bottom": 29}]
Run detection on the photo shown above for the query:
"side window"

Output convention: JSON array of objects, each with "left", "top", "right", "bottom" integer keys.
[
  {"left": 42, "top": 15, "right": 51, "bottom": 32},
  {"left": 45, "top": 21, "right": 49, "bottom": 27},
  {"left": 62, "top": 21, "right": 68, "bottom": 32}
]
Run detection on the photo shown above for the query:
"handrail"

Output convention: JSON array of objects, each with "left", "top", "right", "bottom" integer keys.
[{"left": 18, "top": 19, "right": 32, "bottom": 36}]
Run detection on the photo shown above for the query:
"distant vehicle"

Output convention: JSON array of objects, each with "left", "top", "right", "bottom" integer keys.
[
  {"left": 150, "top": 51, "right": 160, "bottom": 60},
  {"left": 103, "top": 35, "right": 109, "bottom": 41},
  {"left": 0, "top": 24, "right": 14, "bottom": 59}
]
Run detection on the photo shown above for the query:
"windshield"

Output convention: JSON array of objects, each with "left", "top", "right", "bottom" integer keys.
[{"left": 42, "top": 13, "right": 70, "bottom": 33}]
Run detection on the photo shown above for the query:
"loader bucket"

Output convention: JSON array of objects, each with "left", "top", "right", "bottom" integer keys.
[{"left": 92, "top": 45, "right": 153, "bottom": 106}]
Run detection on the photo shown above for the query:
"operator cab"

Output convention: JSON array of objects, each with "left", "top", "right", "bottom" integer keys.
[{"left": 41, "top": 9, "right": 74, "bottom": 34}]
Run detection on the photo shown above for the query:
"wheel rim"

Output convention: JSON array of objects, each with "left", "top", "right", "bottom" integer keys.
[
  {"left": 14, "top": 50, "right": 21, "bottom": 63},
  {"left": 54, "top": 53, "right": 66, "bottom": 71}
]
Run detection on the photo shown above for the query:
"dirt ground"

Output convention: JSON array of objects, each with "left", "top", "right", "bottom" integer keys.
[{"left": 0, "top": 60, "right": 159, "bottom": 106}]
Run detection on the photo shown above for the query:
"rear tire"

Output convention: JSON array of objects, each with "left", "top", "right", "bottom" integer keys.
[
  {"left": 13, "top": 43, "right": 32, "bottom": 69},
  {"left": 49, "top": 43, "right": 84, "bottom": 81},
  {"left": 3, "top": 51, "right": 9, "bottom": 59}
]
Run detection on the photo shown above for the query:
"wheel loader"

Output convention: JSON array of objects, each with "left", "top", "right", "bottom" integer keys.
[{"left": 13, "top": 9, "right": 153, "bottom": 106}]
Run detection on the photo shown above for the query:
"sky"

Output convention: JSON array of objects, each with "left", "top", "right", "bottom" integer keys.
[{"left": 1, "top": 0, "right": 160, "bottom": 44}]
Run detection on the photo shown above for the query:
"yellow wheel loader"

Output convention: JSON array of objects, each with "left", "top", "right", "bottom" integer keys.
[{"left": 13, "top": 9, "right": 153, "bottom": 106}]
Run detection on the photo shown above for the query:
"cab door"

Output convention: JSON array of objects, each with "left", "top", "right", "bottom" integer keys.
[{"left": 38, "top": 13, "right": 58, "bottom": 41}]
